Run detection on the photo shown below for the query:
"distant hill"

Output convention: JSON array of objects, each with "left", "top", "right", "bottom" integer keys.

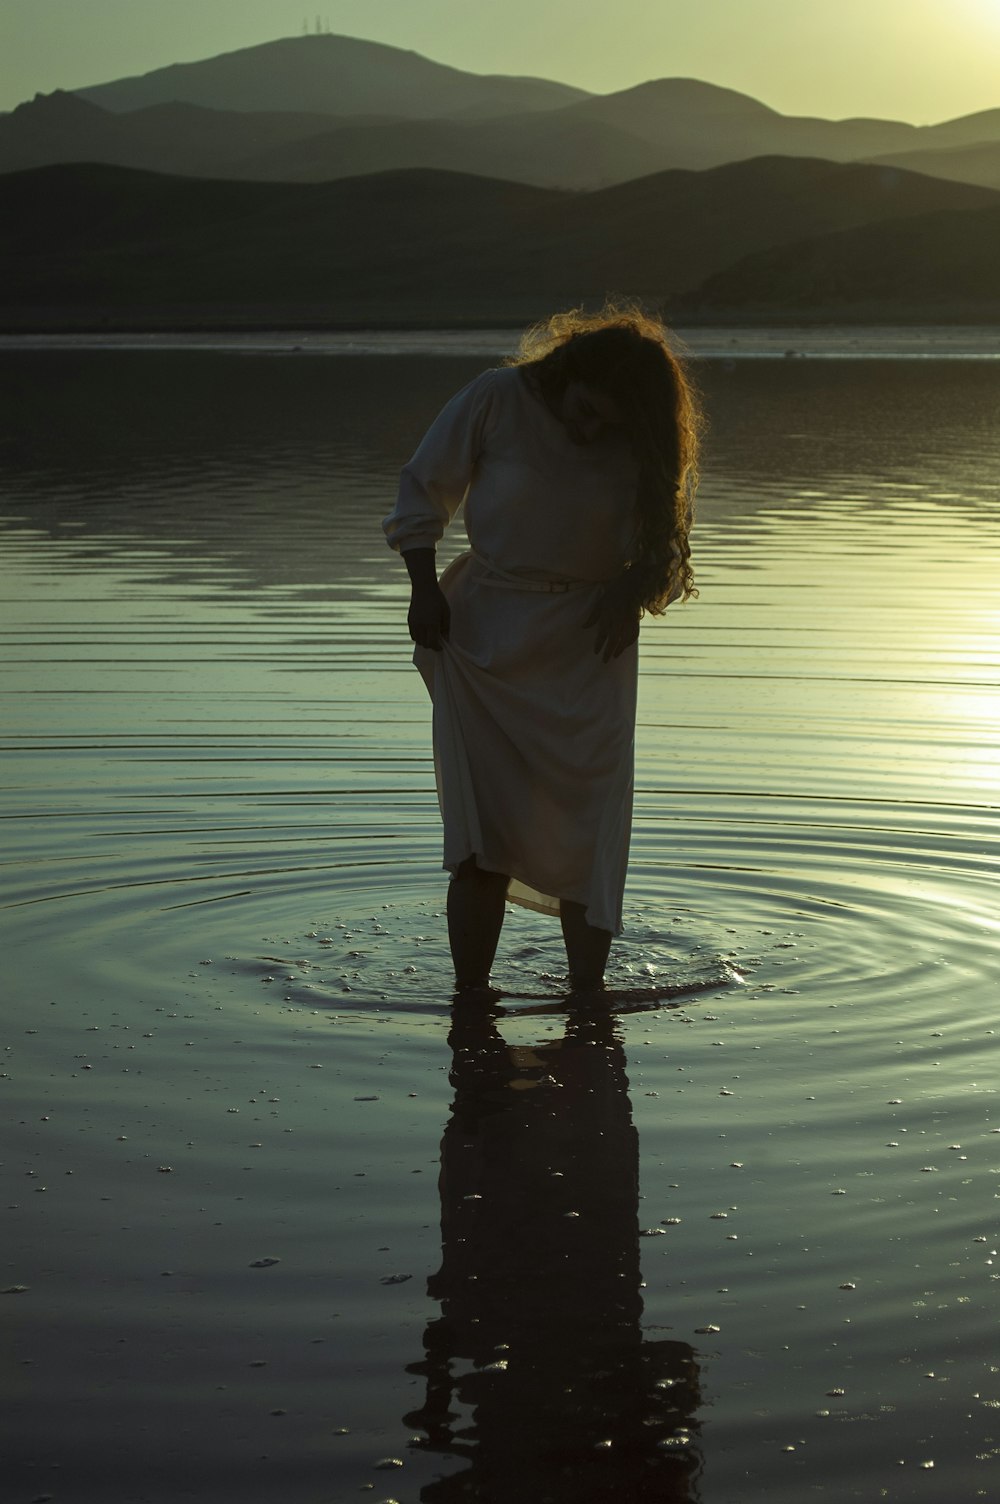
[
  {"left": 0, "top": 163, "right": 556, "bottom": 322},
  {"left": 678, "top": 203, "right": 1000, "bottom": 320},
  {"left": 562, "top": 82, "right": 1000, "bottom": 172},
  {"left": 916, "top": 107, "right": 1000, "bottom": 150},
  {"left": 222, "top": 111, "right": 667, "bottom": 191},
  {"left": 0, "top": 89, "right": 374, "bottom": 178},
  {"left": 557, "top": 79, "right": 922, "bottom": 166},
  {"left": 3, "top": 156, "right": 998, "bottom": 328},
  {"left": 558, "top": 156, "right": 1000, "bottom": 292},
  {"left": 73, "top": 34, "right": 588, "bottom": 119},
  {"left": 865, "top": 141, "right": 1000, "bottom": 193}
]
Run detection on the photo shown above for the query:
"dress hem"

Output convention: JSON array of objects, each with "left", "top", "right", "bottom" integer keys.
[{"left": 442, "top": 852, "right": 622, "bottom": 936}]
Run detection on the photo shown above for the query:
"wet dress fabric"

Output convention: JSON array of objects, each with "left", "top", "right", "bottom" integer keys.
[{"left": 382, "top": 365, "right": 640, "bottom": 934}]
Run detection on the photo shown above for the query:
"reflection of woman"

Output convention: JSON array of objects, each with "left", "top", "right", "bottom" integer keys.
[
  {"left": 383, "top": 307, "right": 701, "bottom": 991},
  {"left": 405, "top": 1006, "right": 702, "bottom": 1501}
]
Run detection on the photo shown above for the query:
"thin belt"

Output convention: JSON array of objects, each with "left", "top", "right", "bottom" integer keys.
[{"left": 468, "top": 548, "right": 596, "bottom": 594}]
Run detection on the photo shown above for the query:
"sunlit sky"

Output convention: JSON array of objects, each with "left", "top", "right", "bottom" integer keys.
[{"left": 3, "top": 0, "right": 1000, "bottom": 122}]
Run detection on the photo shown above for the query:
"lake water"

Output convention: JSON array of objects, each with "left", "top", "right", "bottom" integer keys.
[{"left": 2, "top": 336, "right": 999, "bottom": 1503}]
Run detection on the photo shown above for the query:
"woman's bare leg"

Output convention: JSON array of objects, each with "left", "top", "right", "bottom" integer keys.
[
  {"left": 560, "top": 899, "right": 612, "bottom": 990},
  {"left": 447, "top": 856, "right": 509, "bottom": 988}
]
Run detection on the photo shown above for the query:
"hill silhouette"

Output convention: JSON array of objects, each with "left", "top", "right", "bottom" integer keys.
[
  {"left": 3, "top": 156, "right": 998, "bottom": 328},
  {"left": 558, "top": 79, "right": 922, "bottom": 166},
  {"left": 679, "top": 203, "right": 1000, "bottom": 320},
  {"left": 220, "top": 111, "right": 666, "bottom": 191},
  {"left": 0, "top": 163, "right": 554, "bottom": 321},
  {"left": 558, "top": 156, "right": 999, "bottom": 292},
  {"left": 73, "top": 34, "right": 587, "bottom": 118},
  {"left": 865, "top": 140, "right": 1000, "bottom": 193},
  {"left": 916, "top": 107, "right": 1000, "bottom": 149},
  {"left": 0, "top": 89, "right": 372, "bottom": 178}
]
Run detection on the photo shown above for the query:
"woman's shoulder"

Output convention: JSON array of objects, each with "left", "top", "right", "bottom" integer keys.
[
  {"left": 473, "top": 365, "right": 531, "bottom": 397},
  {"left": 452, "top": 365, "right": 530, "bottom": 429},
  {"left": 446, "top": 364, "right": 522, "bottom": 409},
  {"left": 482, "top": 364, "right": 537, "bottom": 418}
]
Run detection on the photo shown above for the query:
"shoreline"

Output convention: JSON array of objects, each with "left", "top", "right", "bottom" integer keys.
[
  {"left": 3, "top": 323, "right": 1000, "bottom": 359},
  {"left": 3, "top": 301, "right": 1000, "bottom": 340},
  {"left": 4, "top": 317, "right": 1000, "bottom": 334}
]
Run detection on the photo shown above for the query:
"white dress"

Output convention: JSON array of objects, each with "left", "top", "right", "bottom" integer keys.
[{"left": 383, "top": 366, "right": 640, "bottom": 935}]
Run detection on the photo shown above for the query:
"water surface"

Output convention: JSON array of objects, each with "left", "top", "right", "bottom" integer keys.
[{"left": 2, "top": 344, "right": 999, "bottom": 1502}]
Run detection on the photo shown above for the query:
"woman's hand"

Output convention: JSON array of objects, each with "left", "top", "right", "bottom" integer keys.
[
  {"left": 584, "top": 580, "right": 641, "bottom": 662},
  {"left": 408, "top": 582, "right": 451, "bottom": 651},
  {"left": 402, "top": 547, "right": 450, "bottom": 651}
]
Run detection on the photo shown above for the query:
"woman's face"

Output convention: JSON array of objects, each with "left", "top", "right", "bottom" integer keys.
[{"left": 558, "top": 380, "right": 624, "bottom": 445}]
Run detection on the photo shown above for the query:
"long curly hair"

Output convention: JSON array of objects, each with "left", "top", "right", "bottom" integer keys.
[{"left": 507, "top": 303, "right": 702, "bottom": 611}]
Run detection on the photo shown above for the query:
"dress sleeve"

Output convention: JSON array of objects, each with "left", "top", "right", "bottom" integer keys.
[{"left": 382, "top": 369, "right": 498, "bottom": 552}]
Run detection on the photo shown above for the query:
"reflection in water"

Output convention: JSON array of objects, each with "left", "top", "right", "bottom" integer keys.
[{"left": 406, "top": 1004, "right": 701, "bottom": 1501}]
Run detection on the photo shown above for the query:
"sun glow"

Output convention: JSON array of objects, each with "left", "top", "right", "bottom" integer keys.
[{"left": 963, "top": 0, "right": 1000, "bottom": 32}]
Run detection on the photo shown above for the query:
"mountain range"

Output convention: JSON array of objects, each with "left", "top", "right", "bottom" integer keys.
[
  {"left": 4, "top": 35, "right": 1000, "bottom": 191},
  {"left": 3, "top": 33, "right": 1000, "bottom": 326}
]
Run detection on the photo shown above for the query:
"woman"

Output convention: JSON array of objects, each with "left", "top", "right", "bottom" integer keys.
[{"left": 383, "top": 305, "right": 701, "bottom": 992}]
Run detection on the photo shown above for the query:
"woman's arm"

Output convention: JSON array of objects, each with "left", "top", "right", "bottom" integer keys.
[
  {"left": 382, "top": 370, "right": 497, "bottom": 554},
  {"left": 384, "top": 371, "right": 498, "bottom": 651}
]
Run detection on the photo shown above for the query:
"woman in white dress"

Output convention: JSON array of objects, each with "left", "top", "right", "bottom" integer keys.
[{"left": 383, "top": 306, "right": 700, "bottom": 992}]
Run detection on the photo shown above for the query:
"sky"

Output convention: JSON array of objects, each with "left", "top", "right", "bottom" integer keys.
[{"left": 3, "top": 0, "right": 1000, "bottom": 123}]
